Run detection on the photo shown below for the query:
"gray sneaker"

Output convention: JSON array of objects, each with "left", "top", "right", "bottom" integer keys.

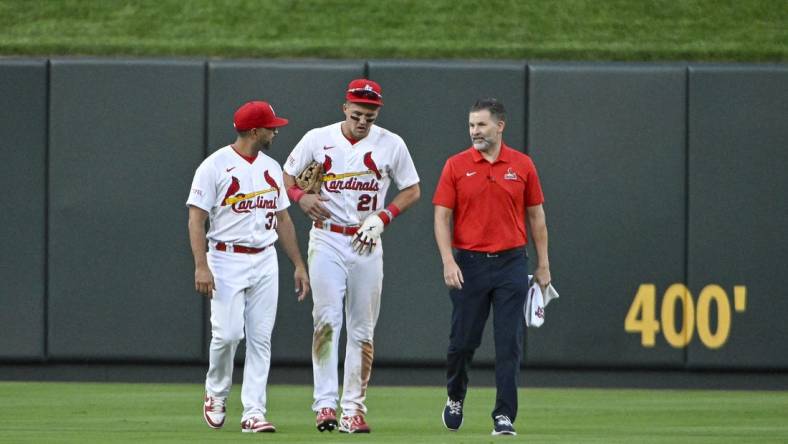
[
  {"left": 492, "top": 415, "right": 516, "bottom": 436},
  {"left": 442, "top": 398, "right": 464, "bottom": 431}
]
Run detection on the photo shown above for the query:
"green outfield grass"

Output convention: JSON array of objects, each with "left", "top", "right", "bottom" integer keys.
[
  {"left": 1, "top": 382, "right": 786, "bottom": 443},
  {"left": 0, "top": 0, "right": 785, "bottom": 61}
]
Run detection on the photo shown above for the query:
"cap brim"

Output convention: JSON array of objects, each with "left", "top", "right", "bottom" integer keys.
[
  {"left": 267, "top": 117, "right": 289, "bottom": 128},
  {"left": 346, "top": 96, "right": 383, "bottom": 106}
]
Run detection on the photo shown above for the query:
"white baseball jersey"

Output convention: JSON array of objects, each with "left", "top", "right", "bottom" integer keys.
[
  {"left": 285, "top": 122, "right": 419, "bottom": 418},
  {"left": 284, "top": 122, "right": 419, "bottom": 225},
  {"left": 187, "top": 145, "right": 290, "bottom": 247},
  {"left": 187, "top": 145, "right": 289, "bottom": 421}
]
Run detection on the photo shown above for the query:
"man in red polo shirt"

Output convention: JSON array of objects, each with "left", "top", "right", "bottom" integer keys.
[{"left": 433, "top": 98, "right": 551, "bottom": 437}]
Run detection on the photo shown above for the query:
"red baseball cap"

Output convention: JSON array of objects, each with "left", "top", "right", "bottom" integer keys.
[
  {"left": 345, "top": 79, "right": 383, "bottom": 106},
  {"left": 233, "top": 101, "right": 289, "bottom": 131}
]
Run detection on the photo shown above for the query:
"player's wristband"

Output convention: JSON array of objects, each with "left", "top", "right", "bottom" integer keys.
[
  {"left": 287, "top": 184, "right": 305, "bottom": 202},
  {"left": 377, "top": 204, "right": 401, "bottom": 226}
]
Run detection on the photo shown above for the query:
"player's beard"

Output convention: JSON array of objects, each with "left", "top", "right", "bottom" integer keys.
[
  {"left": 259, "top": 139, "right": 272, "bottom": 151},
  {"left": 472, "top": 137, "right": 493, "bottom": 151}
]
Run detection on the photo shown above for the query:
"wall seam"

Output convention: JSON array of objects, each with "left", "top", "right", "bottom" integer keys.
[
  {"left": 201, "top": 61, "right": 210, "bottom": 360},
  {"left": 683, "top": 65, "right": 691, "bottom": 368},
  {"left": 43, "top": 59, "right": 52, "bottom": 362}
]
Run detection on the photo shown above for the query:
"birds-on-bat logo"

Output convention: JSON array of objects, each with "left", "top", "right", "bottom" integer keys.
[
  {"left": 321, "top": 152, "right": 382, "bottom": 194},
  {"left": 221, "top": 176, "right": 241, "bottom": 206},
  {"left": 363, "top": 152, "right": 382, "bottom": 179},
  {"left": 322, "top": 155, "right": 338, "bottom": 193},
  {"left": 263, "top": 170, "right": 280, "bottom": 197},
  {"left": 219, "top": 174, "right": 279, "bottom": 214}
]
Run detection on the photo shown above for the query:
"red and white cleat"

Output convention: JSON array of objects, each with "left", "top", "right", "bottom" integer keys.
[
  {"left": 203, "top": 393, "right": 226, "bottom": 429},
  {"left": 339, "top": 414, "right": 371, "bottom": 433},
  {"left": 241, "top": 416, "right": 276, "bottom": 433},
  {"left": 316, "top": 407, "right": 338, "bottom": 432}
]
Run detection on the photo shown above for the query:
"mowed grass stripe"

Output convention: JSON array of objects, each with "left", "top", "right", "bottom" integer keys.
[
  {"left": 0, "top": 0, "right": 785, "bottom": 61},
  {"left": 0, "top": 382, "right": 786, "bottom": 443}
]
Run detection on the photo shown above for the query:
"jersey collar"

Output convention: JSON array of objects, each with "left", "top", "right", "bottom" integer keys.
[{"left": 231, "top": 145, "right": 258, "bottom": 164}]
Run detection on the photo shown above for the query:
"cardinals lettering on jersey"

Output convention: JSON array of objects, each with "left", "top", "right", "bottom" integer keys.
[
  {"left": 284, "top": 121, "right": 418, "bottom": 226},
  {"left": 323, "top": 152, "right": 382, "bottom": 194},
  {"left": 221, "top": 171, "right": 280, "bottom": 214}
]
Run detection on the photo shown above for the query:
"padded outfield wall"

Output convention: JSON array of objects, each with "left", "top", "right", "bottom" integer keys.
[{"left": 0, "top": 59, "right": 785, "bottom": 373}]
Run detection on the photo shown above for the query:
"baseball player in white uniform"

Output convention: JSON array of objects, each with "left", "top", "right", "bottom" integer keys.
[
  {"left": 282, "top": 79, "right": 421, "bottom": 434},
  {"left": 187, "top": 101, "right": 310, "bottom": 433}
]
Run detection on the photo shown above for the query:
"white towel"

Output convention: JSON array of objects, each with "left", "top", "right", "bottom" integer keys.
[
  {"left": 524, "top": 276, "right": 560, "bottom": 328},
  {"left": 524, "top": 282, "right": 545, "bottom": 327}
]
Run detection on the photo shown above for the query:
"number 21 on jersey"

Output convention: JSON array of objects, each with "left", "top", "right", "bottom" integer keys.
[{"left": 358, "top": 194, "right": 378, "bottom": 211}]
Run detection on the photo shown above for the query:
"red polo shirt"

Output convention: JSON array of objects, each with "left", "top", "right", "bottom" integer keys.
[{"left": 433, "top": 143, "right": 544, "bottom": 252}]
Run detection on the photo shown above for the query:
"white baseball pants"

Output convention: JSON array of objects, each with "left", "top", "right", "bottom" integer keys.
[
  {"left": 308, "top": 229, "right": 382, "bottom": 416},
  {"left": 204, "top": 247, "right": 278, "bottom": 421}
]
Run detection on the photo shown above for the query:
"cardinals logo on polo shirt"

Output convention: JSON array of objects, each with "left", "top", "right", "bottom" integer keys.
[{"left": 504, "top": 167, "right": 518, "bottom": 181}]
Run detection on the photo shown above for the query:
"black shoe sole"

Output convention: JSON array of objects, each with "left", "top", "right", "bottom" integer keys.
[
  {"left": 491, "top": 430, "right": 517, "bottom": 436},
  {"left": 317, "top": 420, "right": 337, "bottom": 432}
]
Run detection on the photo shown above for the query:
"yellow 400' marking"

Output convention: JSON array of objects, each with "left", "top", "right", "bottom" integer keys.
[{"left": 624, "top": 284, "right": 747, "bottom": 349}]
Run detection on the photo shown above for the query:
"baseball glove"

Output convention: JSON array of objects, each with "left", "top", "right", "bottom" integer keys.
[{"left": 295, "top": 161, "right": 324, "bottom": 194}]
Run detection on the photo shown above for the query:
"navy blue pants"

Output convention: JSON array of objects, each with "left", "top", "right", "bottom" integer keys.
[{"left": 446, "top": 248, "right": 528, "bottom": 421}]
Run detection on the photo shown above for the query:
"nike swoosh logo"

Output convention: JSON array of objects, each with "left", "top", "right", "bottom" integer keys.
[
  {"left": 226, "top": 167, "right": 236, "bottom": 172},
  {"left": 323, "top": 145, "right": 335, "bottom": 150},
  {"left": 466, "top": 171, "right": 477, "bottom": 176}
]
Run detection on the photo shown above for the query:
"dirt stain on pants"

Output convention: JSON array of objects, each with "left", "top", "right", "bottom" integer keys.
[
  {"left": 313, "top": 323, "right": 333, "bottom": 364},
  {"left": 360, "top": 341, "right": 374, "bottom": 398}
]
